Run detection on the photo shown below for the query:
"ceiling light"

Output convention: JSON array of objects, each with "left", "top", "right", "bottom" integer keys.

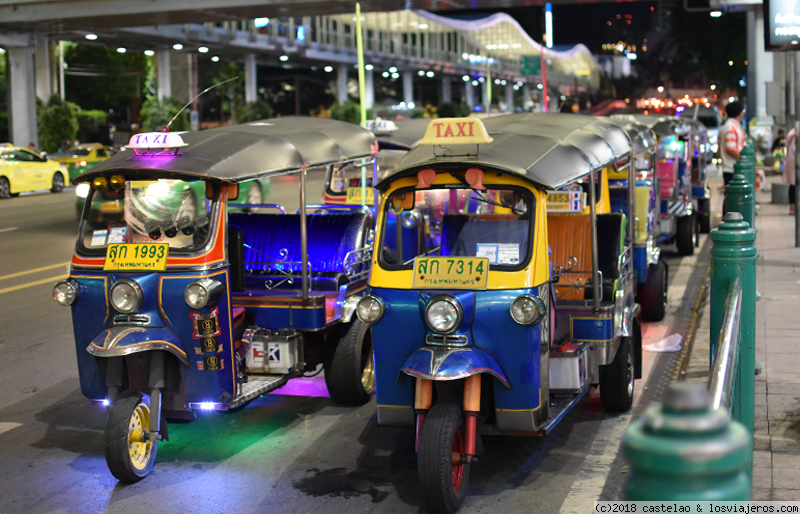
[
  {"left": 198, "top": 46, "right": 209, "bottom": 53},
  {"left": 710, "top": 11, "right": 722, "bottom": 17},
  {"left": 116, "top": 47, "right": 126, "bottom": 53},
  {"left": 462, "top": 75, "right": 470, "bottom": 82},
  {"left": 382, "top": 71, "right": 389, "bottom": 78},
  {"left": 365, "top": 64, "right": 374, "bottom": 70},
  {"left": 389, "top": 67, "right": 398, "bottom": 73},
  {"left": 211, "top": 56, "right": 220, "bottom": 62},
  {"left": 426, "top": 71, "right": 434, "bottom": 77},
  {"left": 173, "top": 43, "right": 183, "bottom": 50},
  {"left": 418, "top": 70, "right": 425, "bottom": 76},
  {"left": 391, "top": 73, "right": 399, "bottom": 79},
  {"left": 144, "top": 50, "right": 154, "bottom": 56},
  {"left": 280, "top": 55, "right": 289, "bottom": 62},
  {"left": 324, "top": 65, "right": 333, "bottom": 72},
  {"left": 85, "top": 34, "right": 98, "bottom": 41}
]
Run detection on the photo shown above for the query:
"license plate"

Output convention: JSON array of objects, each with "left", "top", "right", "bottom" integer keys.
[
  {"left": 546, "top": 191, "right": 584, "bottom": 212},
  {"left": 99, "top": 201, "right": 122, "bottom": 212},
  {"left": 412, "top": 257, "right": 489, "bottom": 290},
  {"left": 345, "top": 187, "right": 375, "bottom": 205},
  {"left": 104, "top": 243, "right": 168, "bottom": 271}
]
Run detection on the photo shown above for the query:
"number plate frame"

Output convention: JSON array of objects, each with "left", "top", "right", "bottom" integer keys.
[
  {"left": 412, "top": 256, "right": 489, "bottom": 290},
  {"left": 104, "top": 243, "right": 169, "bottom": 271}
]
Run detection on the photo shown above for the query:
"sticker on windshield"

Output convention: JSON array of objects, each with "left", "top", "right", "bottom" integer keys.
[
  {"left": 107, "top": 226, "right": 128, "bottom": 244},
  {"left": 477, "top": 243, "right": 519, "bottom": 265},
  {"left": 91, "top": 230, "right": 108, "bottom": 247}
]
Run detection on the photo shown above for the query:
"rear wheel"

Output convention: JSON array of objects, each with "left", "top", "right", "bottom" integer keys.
[
  {"left": 104, "top": 390, "right": 158, "bottom": 482},
  {"left": 600, "top": 336, "right": 635, "bottom": 412},
  {"left": 639, "top": 260, "right": 667, "bottom": 322},
  {"left": 51, "top": 172, "right": 64, "bottom": 193},
  {"left": 324, "top": 320, "right": 375, "bottom": 405},
  {"left": 0, "top": 177, "right": 10, "bottom": 199},
  {"left": 418, "top": 403, "right": 469, "bottom": 514},
  {"left": 676, "top": 214, "right": 695, "bottom": 256}
]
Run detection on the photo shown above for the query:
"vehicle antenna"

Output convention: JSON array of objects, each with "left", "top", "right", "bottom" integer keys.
[{"left": 163, "top": 76, "right": 239, "bottom": 132}]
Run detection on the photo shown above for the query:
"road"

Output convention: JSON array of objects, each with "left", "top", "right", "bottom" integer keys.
[{"left": 0, "top": 178, "right": 711, "bottom": 514}]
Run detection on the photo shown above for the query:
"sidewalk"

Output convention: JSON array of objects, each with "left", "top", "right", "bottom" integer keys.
[{"left": 683, "top": 174, "right": 800, "bottom": 501}]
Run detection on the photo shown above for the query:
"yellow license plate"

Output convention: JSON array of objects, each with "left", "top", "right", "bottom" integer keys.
[
  {"left": 104, "top": 243, "right": 168, "bottom": 271},
  {"left": 345, "top": 187, "right": 375, "bottom": 205},
  {"left": 412, "top": 257, "right": 489, "bottom": 290},
  {"left": 546, "top": 191, "right": 583, "bottom": 212},
  {"left": 99, "top": 201, "right": 123, "bottom": 212}
]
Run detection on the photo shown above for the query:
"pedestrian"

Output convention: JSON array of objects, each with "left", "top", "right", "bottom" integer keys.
[
  {"left": 784, "top": 128, "right": 796, "bottom": 215},
  {"left": 28, "top": 142, "right": 36, "bottom": 152},
  {"left": 773, "top": 129, "right": 786, "bottom": 151},
  {"left": 719, "top": 101, "right": 746, "bottom": 186}
]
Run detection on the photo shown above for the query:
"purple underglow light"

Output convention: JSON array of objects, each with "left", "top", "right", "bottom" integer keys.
[
  {"left": 269, "top": 376, "right": 331, "bottom": 398},
  {"left": 199, "top": 402, "right": 216, "bottom": 410}
]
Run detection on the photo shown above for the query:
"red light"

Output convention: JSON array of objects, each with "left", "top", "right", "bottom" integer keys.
[
  {"left": 651, "top": 6, "right": 655, "bottom": 10},
  {"left": 627, "top": 20, "right": 631, "bottom": 24}
]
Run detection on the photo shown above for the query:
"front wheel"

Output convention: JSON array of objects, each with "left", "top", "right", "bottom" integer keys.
[
  {"left": 639, "top": 260, "right": 667, "bottom": 322},
  {"left": 324, "top": 319, "right": 375, "bottom": 405},
  {"left": 676, "top": 214, "right": 695, "bottom": 256},
  {"left": 0, "top": 177, "right": 10, "bottom": 199},
  {"left": 51, "top": 172, "right": 65, "bottom": 193},
  {"left": 600, "top": 335, "right": 635, "bottom": 412},
  {"left": 104, "top": 390, "right": 158, "bottom": 482},
  {"left": 418, "top": 403, "right": 470, "bottom": 514}
]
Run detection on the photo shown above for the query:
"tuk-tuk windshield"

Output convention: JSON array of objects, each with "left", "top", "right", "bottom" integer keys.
[
  {"left": 379, "top": 185, "right": 534, "bottom": 270},
  {"left": 325, "top": 152, "right": 402, "bottom": 197},
  {"left": 78, "top": 179, "right": 216, "bottom": 254},
  {"left": 658, "top": 135, "right": 686, "bottom": 160}
]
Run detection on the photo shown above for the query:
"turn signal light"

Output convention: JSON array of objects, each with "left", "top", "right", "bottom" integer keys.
[
  {"left": 109, "top": 174, "right": 125, "bottom": 190},
  {"left": 92, "top": 176, "right": 108, "bottom": 191}
]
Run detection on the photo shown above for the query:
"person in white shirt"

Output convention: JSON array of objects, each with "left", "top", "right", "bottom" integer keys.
[{"left": 719, "top": 101, "right": 746, "bottom": 186}]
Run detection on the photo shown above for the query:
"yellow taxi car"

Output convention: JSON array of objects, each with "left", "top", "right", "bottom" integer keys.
[
  {"left": 51, "top": 143, "right": 116, "bottom": 182},
  {"left": 0, "top": 144, "right": 69, "bottom": 198}
]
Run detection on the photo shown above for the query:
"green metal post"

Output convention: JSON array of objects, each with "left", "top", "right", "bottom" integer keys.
[
  {"left": 740, "top": 138, "right": 756, "bottom": 191},
  {"left": 623, "top": 383, "right": 752, "bottom": 500},
  {"left": 710, "top": 212, "right": 757, "bottom": 434},
  {"left": 724, "top": 172, "right": 755, "bottom": 229}
]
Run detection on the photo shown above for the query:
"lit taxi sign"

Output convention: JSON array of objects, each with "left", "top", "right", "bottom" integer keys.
[
  {"left": 546, "top": 191, "right": 585, "bottom": 212},
  {"left": 419, "top": 118, "right": 493, "bottom": 146},
  {"left": 362, "top": 119, "right": 398, "bottom": 133},
  {"left": 127, "top": 132, "right": 187, "bottom": 155}
]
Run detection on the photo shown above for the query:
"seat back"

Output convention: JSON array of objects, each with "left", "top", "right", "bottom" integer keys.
[
  {"left": 547, "top": 213, "right": 592, "bottom": 300},
  {"left": 228, "top": 212, "right": 369, "bottom": 275},
  {"left": 596, "top": 213, "right": 625, "bottom": 279}
]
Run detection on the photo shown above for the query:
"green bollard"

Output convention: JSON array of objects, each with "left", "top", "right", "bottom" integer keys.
[
  {"left": 740, "top": 138, "right": 757, "bottom": 193},
  {"left": 724, "top": 173, "right": 755, "bottom": 229},
  {"left": 624, "top": 382, "right": 752, "bottom": 501},
  {"left": 709, "top": 212, "right": 757, "bottom": 434}
]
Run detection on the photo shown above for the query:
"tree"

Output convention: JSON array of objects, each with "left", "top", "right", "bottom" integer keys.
[
  {"left": 235, "top": 101, "right": 274, "bottom": 122},
  {"left": 140, "top": 97, "right": 188, "bottom": 132},
  {"left": 39, "top": 94, "right": 78, "bottom": 153},
  {"left": 75, "top": 109, "right": 108, "bottom": 142},
  {"left": 330, "top": 100, "right": 361, "bottom": 124}
]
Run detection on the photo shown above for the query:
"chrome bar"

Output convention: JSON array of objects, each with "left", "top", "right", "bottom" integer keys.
[
  {"left": 300, "top": 167, "right": 309, "bottom": 299},
  {"left": 232, "top": 203, "right": 286, "bottom": 214},
  {"left": 627, "top": 153, "right": 636, "bottom": 281},
  {"left": 708, "top": 278, "right": 743, "bottom": 411},
  {"left": 589, "top": 170, "right": 600, "bottom": 311},
  {"left": 295, "top": 204, "right": 370, "bottom": 214}
]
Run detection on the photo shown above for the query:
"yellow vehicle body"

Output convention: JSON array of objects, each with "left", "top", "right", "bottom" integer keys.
[
  {"left": 0, "top": 144, "right": 69, "bottom": 198},
  {"left": 52, "top": 143, "right": 116, "bottom": 182}
]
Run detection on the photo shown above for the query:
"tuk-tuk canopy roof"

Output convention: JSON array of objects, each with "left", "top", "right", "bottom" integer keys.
[
  {"left": 603, "top": 117, "right": 657, "bottom": 155},
  {"left": 610, "top": 113, "right": 693, "bottom": 137},
  {"left": 380, "top": 113, "right": 631, "bottom": 190},
  {"left": 683, "top": 118, "right": 707, "bottom": 135},
  {"left": 75, "top": 117, "right": 376, "bottom": 185},
  {"left": 374, "top": 118, "right": 430, "bottom": 151}
]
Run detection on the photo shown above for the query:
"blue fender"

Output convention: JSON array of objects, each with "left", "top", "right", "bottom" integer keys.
[
  {"left": 401, "top": 346, "right": 510, "bottom": 389},
  {"left": 87, "top": 326, "right": 189, "bottom": 366}
]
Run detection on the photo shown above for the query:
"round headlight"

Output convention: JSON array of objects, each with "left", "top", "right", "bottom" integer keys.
[
  {"left": 425, "top": 296, "right": 462, "bottom": 334},
  {"left": 76, "top": 183, "right": 91, "bottom": 198},
  {"left": 356, "top": 295, "right": 385, "bottom": 324},
  {"left": 510, "top": 295, "right": 546, "bottom": 325},
  {"left": 53, "top": 279, "right": 79, "bottom": 306},
  {"left": 110, "top": 278, "right": 143, "bottom": 314},
  {"left": 184, "top": 279, "right": 226, "bottom": 309},
  {"left": 92, "top": 176, "right": 108, "bottom": 191}
]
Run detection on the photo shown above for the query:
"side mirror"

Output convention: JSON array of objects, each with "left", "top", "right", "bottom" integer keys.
[{"left": 227, "top": 183, "right": 239, "bottom": 201}]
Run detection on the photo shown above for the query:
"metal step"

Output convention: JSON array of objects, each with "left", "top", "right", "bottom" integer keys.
[
  {"left": 229, "top": 374, "right": 289, "bottom": 408},
  {"left": 542, "top": 386, "right": 590, "bottom": 435}
]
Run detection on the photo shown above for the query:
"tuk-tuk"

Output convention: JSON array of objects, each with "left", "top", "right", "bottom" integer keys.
[
  {"left": 52, "top": 118, "right": 378, "bottom": 482},
  {"left": 684, "top": 118, "right": 711, "bottom": 233},
  {"left": 605, "top": 117, "right": 667, "bottom": 321},
  {"left": 355, "top": 114, "right": 642, "bottom": 513}
]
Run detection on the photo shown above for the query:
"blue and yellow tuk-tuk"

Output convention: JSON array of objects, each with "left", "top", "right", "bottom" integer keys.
[
  {"left": 355, "top": 114, "right": 642, "bottom": 513},
  {"left": 685, "top": 118, "right": 711, "bottom": 233},
  {"left": 52, "top": 118, "right": 377, "bottom": 482},
  {"left": 605, "top": 117, "right": 667, "bottom": 321}
]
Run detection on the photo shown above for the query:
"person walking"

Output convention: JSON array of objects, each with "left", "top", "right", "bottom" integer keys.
[
  {"left": 784, "top": 128, "right": 796, "bottom": 215},
  {"left": 719, "top": 101, "right": 746, "bottom": 186}
]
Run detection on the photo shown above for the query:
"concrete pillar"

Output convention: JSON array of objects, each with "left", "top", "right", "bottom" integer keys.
[
  {"left": 505, "top": 82, "right": 514, "bottom": 113},
  {"left": 753, "top": 5, "right": 774, "bottom": 124},
  {"left": 465, "top": 81, "right": 475, "bottom": 109},
  {"left": 157, "top": 49, "right": 171, "bottom": 101},
  {"left": 337, "top": 64, "right": 348, "bottom": 104},
  {"left": 171, "top": 53, "right": 191, "bottom": 103},
  {"left": 403, "top": 71, "right": 414, "bottom": 106},
  {"left": 523, "top": 84, "right": 532, "bottom": 111},
  {"left": 482, "top": 80, "right": 490, "bottom": 110},
  {"left": 34, "top": 33, "right": 52, "bottom": 102},
  {"left": 441, "top": 76, "right": 452, "bottom": 104},
  {"left": 244, "top": 53, "right": 257, "bottom": 104},
  {"left": 7, "top": 46, "right": 38, "bottom": 149},
  {"left": 365, "top": 69, "right": 374, "bottom": 109}
]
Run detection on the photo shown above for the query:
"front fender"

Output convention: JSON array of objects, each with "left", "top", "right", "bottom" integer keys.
[
  {"left": 88, "top": 326, "right": 189, "bottom": 366},
  {"left": 401, "top": 346, "right": 510, "bottom": 390}
]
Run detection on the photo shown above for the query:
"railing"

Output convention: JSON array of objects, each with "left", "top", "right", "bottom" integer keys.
[{"left": 708, "top": 277, "right": 743, "bottom": 417}]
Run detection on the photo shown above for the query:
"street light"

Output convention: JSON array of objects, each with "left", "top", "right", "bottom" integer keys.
[{"left": 657, "top": 86, "right": 664, "bottom": 93}]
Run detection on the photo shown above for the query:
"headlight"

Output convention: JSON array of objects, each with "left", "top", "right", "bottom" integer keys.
[
  {"left": 510, "top": 294, "right": 546, "bottom": 325},
  {"left": 184, "top": 279, "right": 226, "bottom": 309},
  {"left": 76, "top": 183, "right": 90, "bottom": 198},
  {"left": 356, "top": 295, "right": 385, "bottom": 324},
  {"left": 110, "top": 278, "right": 143, "bottom": 314},
  {"left": 53, "top": 279, "right": 79, "bottom": 305},
  {"left": 425, "top": 296, "right": 462, "bottom": 334}
]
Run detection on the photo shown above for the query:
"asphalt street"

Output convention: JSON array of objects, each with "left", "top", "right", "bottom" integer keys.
[{"left": 0, "top": 177, "right": 711, "bottom": 514}]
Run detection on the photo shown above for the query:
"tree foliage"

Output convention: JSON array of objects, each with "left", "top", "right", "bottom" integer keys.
[
  {"left": 330, "top": 100, "right": 361, "bottom": 124},
  {"left": 437, "top": 103, "right": 471, "bottom": 118},
  {"left": 39, "top": 94, "right": 79, "bottom": 153},
  {"left": 140, "top": 97, "right": 188, "bottom": 132},
  {"left": 235, "top": 101, "right": 274, "bottom": 122},
  {"left": 75, "top": 110, "right": 108, "bottom": 142}
]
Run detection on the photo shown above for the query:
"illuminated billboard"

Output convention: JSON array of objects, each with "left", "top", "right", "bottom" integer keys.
[{"left": 765, "top": 0, "right": 800, "bottom": 51}]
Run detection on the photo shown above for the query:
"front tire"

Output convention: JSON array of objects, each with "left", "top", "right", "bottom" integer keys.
[
  {"left": 600, "top": 335, "right": 635, "bottom": 412},
  {"left": 639, "top": 260, "right": 667, "bottom": 322},
  {"left": 0, "top": 177, "right": 10, "bottom": 199},
  {"left": 51, "top": 172, "right": 64, "bottom": 193},
  {"left": 676, "top": 214, "right": 695, "bottom": 256},
  {"left": 418, "top": 403, "right": 470, "bottom": 514},
  {"left": 324, "top": 319, "right": 375, "bottom": 405},
  {"left": 104, "top": 390, "right": 158, "bottom": 482}
]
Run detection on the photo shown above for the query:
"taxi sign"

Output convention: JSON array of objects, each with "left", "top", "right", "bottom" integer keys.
[
  {"left": 361, "top": 119, "right": 398, "bottom": 133},
  {"left": 412, "top": 256, "right": 489, "bottom": 290},
  {"left": 546, "top": 191, "right": 585, "bottom": 212},
  {"left": 345, "top": 187, "right": 375, "bottom": 205},
  {"left": 419, "top": 118, "right": 493, "bottom": 146},
  {"left": 104, "top": 243, "right": 169, "bottom": 271},
  {"left": 127, "top": 132, "right": 187, "bottom": 155}
]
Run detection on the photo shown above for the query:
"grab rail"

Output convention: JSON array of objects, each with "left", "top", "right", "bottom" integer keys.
[{"left": 708, "top": 277, "right": 743, "bottom": 413}]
